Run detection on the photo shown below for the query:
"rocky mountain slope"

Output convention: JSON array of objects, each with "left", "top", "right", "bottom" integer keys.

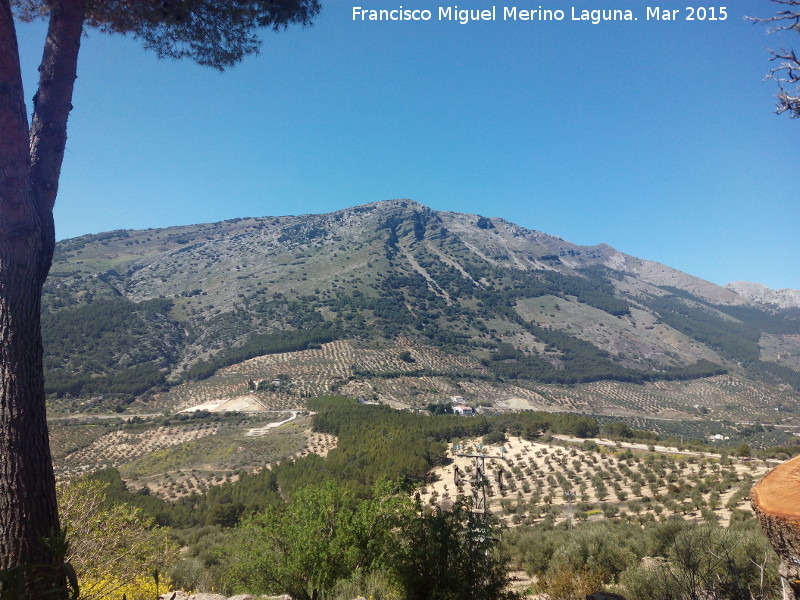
[
  {"left": 42, "top": 199, "right": 800, "bottom": 418},
  {"left": 726, "top": 281, "right": 800, "bottom": 310}
]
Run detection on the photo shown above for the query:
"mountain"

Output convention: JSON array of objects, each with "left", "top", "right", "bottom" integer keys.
[
  {"left": 725, "top": 281, "right": 800, "bottom": 310},
  {"left": 42, "top": 199, "right": 800, "bottom": 422}
]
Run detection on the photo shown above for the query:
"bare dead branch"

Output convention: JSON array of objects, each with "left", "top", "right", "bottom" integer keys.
[{"left": 747, "top": 1, "right": 800, "bottom": 118}]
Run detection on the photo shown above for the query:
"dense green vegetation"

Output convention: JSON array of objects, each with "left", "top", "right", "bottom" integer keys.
[
  {"left": 506, "top": 518, "right": 779, "bottom": 600},
  {"left": 304, "top": 397, "right": 607, "bottom": 494},
  {"left": 43, "top": 297, "right": 179, "bottom": 398},
  {"left": 646, "top": 291, "right": 800, "bottom": 390},
  {"left": 602, "top": 421, "right": 659, "bottom": 441},
  {"left": 180, "top": 480, "right": 515, "bottom": 600},
  {"left": 223, "top": 480, "right": 410, "bottom": 600}
]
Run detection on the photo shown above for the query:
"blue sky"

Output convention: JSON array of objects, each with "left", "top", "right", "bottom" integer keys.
[{"left": 14, "top": 1, "right": 800, "bottom": 290}]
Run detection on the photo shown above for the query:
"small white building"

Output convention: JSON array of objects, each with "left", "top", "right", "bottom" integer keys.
[{"left": 453, "top": 405, "right": 474, "bottom": 416}]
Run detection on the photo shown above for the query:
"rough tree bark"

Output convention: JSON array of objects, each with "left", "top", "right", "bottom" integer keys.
[{"left": 0, "top": 0, "right": 85, "bottom": 592}]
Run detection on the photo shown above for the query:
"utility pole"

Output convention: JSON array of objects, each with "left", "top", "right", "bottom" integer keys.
[
  {"left": 456, "top": 444, "right": 508, "bottom": 515},
  {"left": 452, "top": 443, "right": 511, "bottom": 593},
  {"left": 564, "top": 490, "right": 575, "bottom": 530}
]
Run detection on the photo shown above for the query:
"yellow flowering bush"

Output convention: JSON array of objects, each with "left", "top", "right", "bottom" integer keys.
[
  {"left": 58, "top": 479, "right": 178, "bottom": 600},
  {"left": 78, "top": 574, "right": 171, "bottom": 600}
]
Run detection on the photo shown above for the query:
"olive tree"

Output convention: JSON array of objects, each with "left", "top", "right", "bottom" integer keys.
[
  {"left": 620, "top": 524, "right": 780, "bottom": 600},
  {"left": 0, "top": 0, "right": 318, "bottom": 595}
]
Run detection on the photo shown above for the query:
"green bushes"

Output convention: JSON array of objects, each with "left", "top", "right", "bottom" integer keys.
[
  {"left": 222, "top": 480, "right": 408, "bottom": 600},
  {"left": 506, "top": 518, "right": 780, "bottom": 600},
  {"left": 620, "top": 523, "right": 779, "bottom": 600},
  {"left": 394, "top": 498, "right": 516, "bottom": 600},
  {"left": 218, "top": 481, "right": 514, "bottom": 600}
]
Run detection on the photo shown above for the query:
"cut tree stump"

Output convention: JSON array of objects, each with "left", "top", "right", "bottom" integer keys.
[{"left": 752, "top": 454, "right": 800, "bottom": 599}]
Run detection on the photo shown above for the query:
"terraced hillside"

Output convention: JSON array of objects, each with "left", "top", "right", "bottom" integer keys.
[
  {"left": 155, "top": 340, "right": 799, "bottom": 425},
  {"left": 50, "top": 413, "right": 336, "bottom": 500},
  {"left": 42, "top": 199, "right": 800, "bottom": 418}
]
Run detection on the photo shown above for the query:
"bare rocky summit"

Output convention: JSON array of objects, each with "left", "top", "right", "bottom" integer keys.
[{"left": 727, "top": 281, "right": 800, "bottom": 310}]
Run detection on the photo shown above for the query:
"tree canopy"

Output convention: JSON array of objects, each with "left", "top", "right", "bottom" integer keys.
[
  {"left": 12, "top": 0, "right": 320, "bottom": 69},
  {"left": 223, "top": 479, "right": 413, "bottom": 600}
]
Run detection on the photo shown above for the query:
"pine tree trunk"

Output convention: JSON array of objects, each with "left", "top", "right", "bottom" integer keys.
[
  {"left": 0, "top": 232, "right": 61, "bottom": 576},
  {"left": 0, "top": 0, "right": 84, "bottom": 594},
  {"left": 0, "top": 0, "right": 60, "bottom": 573}
]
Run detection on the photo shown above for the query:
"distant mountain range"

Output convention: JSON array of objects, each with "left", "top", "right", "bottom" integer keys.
[{"left": 43, "top": 199, "right": 800, "bottom": 419}]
